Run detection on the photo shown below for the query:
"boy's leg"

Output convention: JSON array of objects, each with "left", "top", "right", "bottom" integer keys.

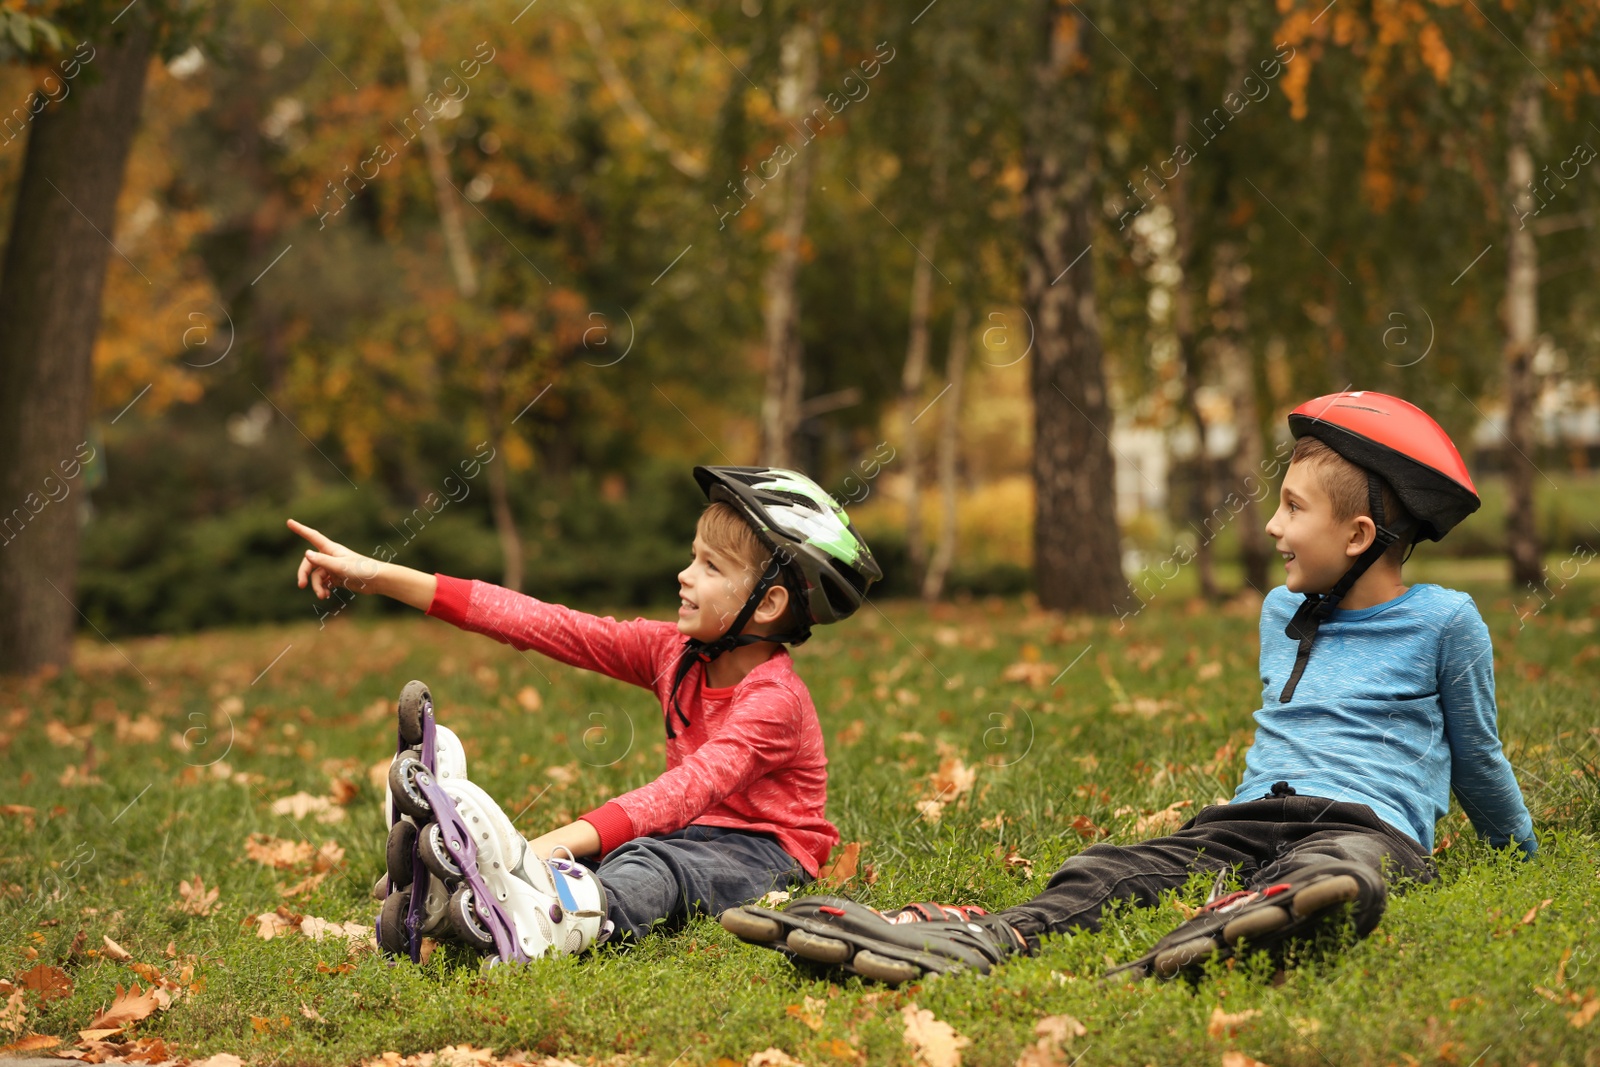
[
  {"left": 594, "top": 826, "right": 807, "bottom": 942},
  {"left": 999, "top": 810, "right": 1269, "bottom": 943}
]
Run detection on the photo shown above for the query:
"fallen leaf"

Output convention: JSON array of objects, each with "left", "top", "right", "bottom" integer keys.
[
  {"left": 1208, "top": 1006, "right": 1261, "bottom": 1038},
  {"left": 101, "top": 936, "right": 133, "bottom": 962},
  {"left": 18, "top": 964, "right": 72, "bottom": 1004},
  {"left": 114, "top": 715, "right": 162, "bottom": 745},
  {"left": 979, "top": 812, "right": 1006, "bottom": 831},
  {"left": 786, "top": 995, "right": 827, "bottom": 1031},
  {"left": 253, "top": 910, "right": 298, "bottom": 940},
  {"left": 546, "top": 764, "right": 578, "bottom": 786},
  {"left": 270, "top": 792, "right": 347, "bottom": 824},
  {"left": 175, "top": 876, "right": 220, "bottom": 917},
  {"left": 0, "top": 805, "right": 37, "bottom": 831},
  {"left": 516, "top": 685, "right": 543, "bottom": 712},
  {"left": 819, "top": 843, "right": 862, "bottom": 888},
  {"left": 300, "top": 1002, "right": 325, "bottom": 1023},
  {"left": 329, "top": 777, "right": 360, "bottom": 806},
  {"left": 1220, "top": 1053, "right": 1272, "bottom": 1067},
  {"left": 901, "top": 1003, "right": 970, "bottom": 1067},
  {"left": 1197, "top": 661, "right": 1223, "bottom": 681},
  {"left": 87, "top": 982, "right": 166, "bottom": 1031},
  {"left": 299, "top": 916, "right": 373, "bottom": 943},
  {"left": 1069, "top": 815, "right": 1106, "bottom": 840},
  {"left": 0, "top": 990, "right": 24, "bottom": 1036},
  {"left": 313, "top": 841, "right": 347, "bottom": 871},
  {"left": 244, "top": 833, "right": 314, "bottom": 870},
  {"left": 46, "top": 721, "right": 82, "bottom": 747},
  {"left": 277, "top": 871, "right": 329, "bottom": 899},
  {"left": 747, "top": 1050, "right": 806, "bottom": 1067},
  {"left": 1133, "top": 800, "right": 1193, "bottom": 836},
  {"left": 1520, "top": 898, "right": 1554, "bottom": 925},
  {"left": 759, "top": 890, "right": 792, "bottom": 907},
  {"left": 76, "top": 1027, "right": 123, "bottom": 1043},
  {"left": 819, "top": 1037, "right": 863, "bottom": 1064},
  {"left": 993, "top": 845, "right": 1034, "bottom": 879},
  {"left": 1001, "top": 661, "right": 1059, "bottom": 687},
  {"left": 189, "top": 1055, "right": 245, "bottom": 1067},
  {"left": 924, "top": 757, "right": 976, "bottom": 807},
  {"left": 1571, "top": 996, "right": 1600, "bottom": 1029},
  {"left": 836, "top": 720, "right": 866, "bottom": 747},
  {"left": 915, "top": 799, "right": 946, "bottom": 824},
  {"left": 1015, "top": 1014, "right": 1087, "bottom": 1067},
  {"left": 0, "top": 1033, "right": 59, "bottom": 1053}
]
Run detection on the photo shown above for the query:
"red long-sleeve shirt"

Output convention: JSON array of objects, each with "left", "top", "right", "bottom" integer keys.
[{"left": 426, "top": 575, "right": 839, "bottom": 875}]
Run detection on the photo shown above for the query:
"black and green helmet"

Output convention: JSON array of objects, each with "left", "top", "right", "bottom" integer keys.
[{"left": 693, "top": 465, "right": 883, "bottom": 627}]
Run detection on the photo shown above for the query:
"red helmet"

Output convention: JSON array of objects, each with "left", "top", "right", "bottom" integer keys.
[{"left": 1287, "top": 391, "right": 1480, "bottom": 543}]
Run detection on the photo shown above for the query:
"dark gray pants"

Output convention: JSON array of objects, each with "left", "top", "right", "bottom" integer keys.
[
  {"left": 1000, "top": 795, "right": 1436, "bottom": 941},
  {"left": 587, "top": 825, "right": 811, "bottom": 942}
]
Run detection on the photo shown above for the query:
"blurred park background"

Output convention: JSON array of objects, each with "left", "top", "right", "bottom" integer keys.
[{"left": 3, "top": 0, "right": 1600, "bottom": 672}]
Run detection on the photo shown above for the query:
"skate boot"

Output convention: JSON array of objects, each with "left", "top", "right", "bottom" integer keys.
[
  {"left": 383, "top": 764, "right": 611, "bottom": 964},
  {"left": 1103, "top": 858, "right": 1387, "bottom": 982},
  {"left": 720, "top": 896, "right": 1031, "bottom": 985}
]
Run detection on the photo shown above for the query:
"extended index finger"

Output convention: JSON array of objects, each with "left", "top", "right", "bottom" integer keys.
[{"left": 286, "top": 518, "right": 339, "bottom": 554}]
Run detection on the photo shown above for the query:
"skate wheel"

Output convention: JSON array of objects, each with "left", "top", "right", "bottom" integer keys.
[
  {"left": 397, "top": 680, "right": 432, "bottom": 747},
  {"left": 1222, "top": 906, "right": 1290, "bottom": 944},
  {"left": 448, "top": 884, "right": 497, "bottom": 952},
  {"left": 719, "top": 908, "right": 783, "bottom": 944},
  {"left": 420, "top": 821, "right": 463, "bottom": 882},
  {"left": 378, "top": 889, "right": 413, "bottom": 956},
  {"left": 1292, "top": 875, "right": 1360, "bottom": 918},
  {"left": 787, "top": 929, "right": 852, "bottom": 964},
  {"left": 389, "top": 755, "right": 434, "bottom": 820},
  {"left": 386, "top": 821, "right": 418, "bottom": 890},
  {"left": 852, "top": 949, "right": 921, "bottom": 986},
  {"left": 1153, "top": 936, "right": 1219, "bottom": 978}
]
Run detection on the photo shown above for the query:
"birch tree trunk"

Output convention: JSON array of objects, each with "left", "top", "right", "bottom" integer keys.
[
  {"left": 759, "top": 22, "right": 818, "bottom": 467},
  {"left": 900, "top": 222, "right": 938, "bottom": 579},
  {"left": 923, "top": 303, "right": 970, "bottom": 601}
]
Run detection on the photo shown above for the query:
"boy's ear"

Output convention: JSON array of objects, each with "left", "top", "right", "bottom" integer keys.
[
  {"left": 753, "top": 582, "right": 790, "bottom": 626},
  {"left": 1347, "top": 515, "right": 1378, "bottom": 558}
]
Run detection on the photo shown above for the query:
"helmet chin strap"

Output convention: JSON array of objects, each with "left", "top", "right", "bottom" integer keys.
[
  {"left": 665, "top": 554, "right": 812, "bottom": 738},
  {"left": 1279, "top": 474, "right": 1412, "bottom": 703}
]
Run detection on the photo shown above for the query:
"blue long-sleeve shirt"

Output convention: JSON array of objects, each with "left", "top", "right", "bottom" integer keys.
[{"left": 1232, "top": 583, "right": 1537, "bottom": 858}]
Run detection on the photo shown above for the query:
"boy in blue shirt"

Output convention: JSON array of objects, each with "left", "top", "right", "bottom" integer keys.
[{"left": 722, "top": 391, "right": 1538, "bottom": 984}]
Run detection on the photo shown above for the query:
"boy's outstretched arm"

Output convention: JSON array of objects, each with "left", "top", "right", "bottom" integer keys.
[
  {"left": 291, "top": 519, "right": 436, "bottom": 610},
  {"left": 1438, "top": 599, "right": 1539, "bottom": 858}
]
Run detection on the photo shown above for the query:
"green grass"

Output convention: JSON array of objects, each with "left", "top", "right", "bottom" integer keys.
[{"left": 3, "top": 570, "right": 1599, "bottom": 1066}]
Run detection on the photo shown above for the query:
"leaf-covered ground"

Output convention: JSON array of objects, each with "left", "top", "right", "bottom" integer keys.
[{"left": 3, "top": 563, "right": 1598, "bottom": 1067}]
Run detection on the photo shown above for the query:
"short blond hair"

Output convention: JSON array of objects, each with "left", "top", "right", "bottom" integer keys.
[
  {"left": 1290, "top": 436, "right": 1411, "bottom": 563},
  {"left": 696, "top": 502, "right": 796, "bottom": 627}
]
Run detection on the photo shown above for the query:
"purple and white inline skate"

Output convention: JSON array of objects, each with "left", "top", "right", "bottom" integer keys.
[{"left": 373, "top": 680, "right": 610, "bottom": 966}]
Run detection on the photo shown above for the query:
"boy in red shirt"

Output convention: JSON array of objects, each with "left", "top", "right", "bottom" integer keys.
[{"left": 289, "top": 466, "right": 880, "bottom": 964}]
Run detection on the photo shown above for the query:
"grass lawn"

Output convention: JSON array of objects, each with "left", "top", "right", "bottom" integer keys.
[{"left": 2, "top": 569, "right": 1598, "bottom": 1067}]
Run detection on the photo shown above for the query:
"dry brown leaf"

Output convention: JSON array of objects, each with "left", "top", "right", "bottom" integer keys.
[
  {"left": 819, "top": 842, "right": 862, "bottom": 888},
  {"left": 0, "top": 1033, "right": 60, "bottom": 1053},
  {"left": 836, "top": 719, "right": 866, "bottom": 747},
  {"left": 545, "top": 764, "right": 578, "bottom": 786},
  {"left": 271, "top": 792, "right": 347, "bottom": 824},
  {"left": 925, "top": 758, "right": 976, "bottom": 805},
  {"left": 189, "top": 1054, "right": 245, "bottom": 1067},
  {"left": 313, "top": 841, "right": 347, "bottom": 872},
  {"left": 175, "top": 875, "right": 220, "bottom": 916},
  {"left": 1571, "top": 996, "right": 1600, "bottom": 1029},
  {"left": 785, "top": 995, "right": 827, "bottom": 1032},
  {"left": 0, "top": 989, "right": 25, "bottom": 1037},
  {"left": 101, "top": 936, "right": 133, "bottom": 962},
  {"left": 244, "top": 833, "right": 314, "bottom": 870},
  {"left": 901, "top": 1003, "right": 970, "bottom": 1067},
  {"left": 114, "top": 715, "right": 162, "bottom": 745},
  {"left": 1220, "top": 1053, "right": 1272, "bottom": 1067},
  {"left": 747, "top": 1049, "right": 806, "bottom": 1067},
  {"left": 1133, "top": 800, "right": 1193, "bottom": 836},
  {"left": 1000, "top": 661, "right": 1059, "bottom": 687},
  {"left": 915, "top": 799, "right": 946, "bottom": 824},
  {"left": 979, "top": 812, "right": 1006, "bottom": 831},
  {"left": 300, "top": 1002, "right": 325, "bottom": 1023},
  {"left": 1014, "top": 1014, "right": 1086, "bottom": 1067},
  {"left": 299, "top": 916, "right": 373, "bottom": 943},
  {"left": 18, "top": 964, "right": 72, "bottom": 1003},
  {"left": 86, "top": 982, "right": 166, "bottom": 1031},
  {"left": 516, "top": 685, "right": 543, "bottom": 712},
  {"left": 329, "top": 777, "right": 360, "bottom": 806},
  {"left": 253, "top": 910, "right": 298, "bottom": 941},
  {"left": 1069, "top": 815, "right": 1106, "bottom": 839},
  {"left": 759, "top": 890, "right": 791, "bottom": 907},
  {"left": 1207, "top": 1006, "right": 1261, "bottom": 1038},
  {"left": 277, "top": 871, "right": 329, "bottom": 899},
  {"left": 993, "top": 845, "right": 1034, "bottom": 878},
  {"left": 1520, "top": 898, "right": 1554, "bottom": 925},
  {"left": 0, "top": 805, "right": 37, "bottom": 831}
]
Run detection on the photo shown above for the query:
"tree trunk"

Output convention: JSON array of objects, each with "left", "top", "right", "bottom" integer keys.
[
  {"left": 1503, "top": 30, "right": 1545, "bottom": 589},
  {"left": 1025, "top": 4, "right": 1130, "bottom": 615},
  {"left": 923, "top": 303, "right": 970, "bottom": 601},
  {"left": 1169, "top": 91, "right": 1218, "bottom": 600},
  {"left": 1213, "top": 242, "right": 1270, "bottom": 593},
  {"left": 0, "top": 14, "right": 156, "bottom": 676},
  {"left": 759, "top": 22, "right": 817, "bottom": 467},
  {"left": 900, "top": 222, "right": 939, "bottom": 579}
]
